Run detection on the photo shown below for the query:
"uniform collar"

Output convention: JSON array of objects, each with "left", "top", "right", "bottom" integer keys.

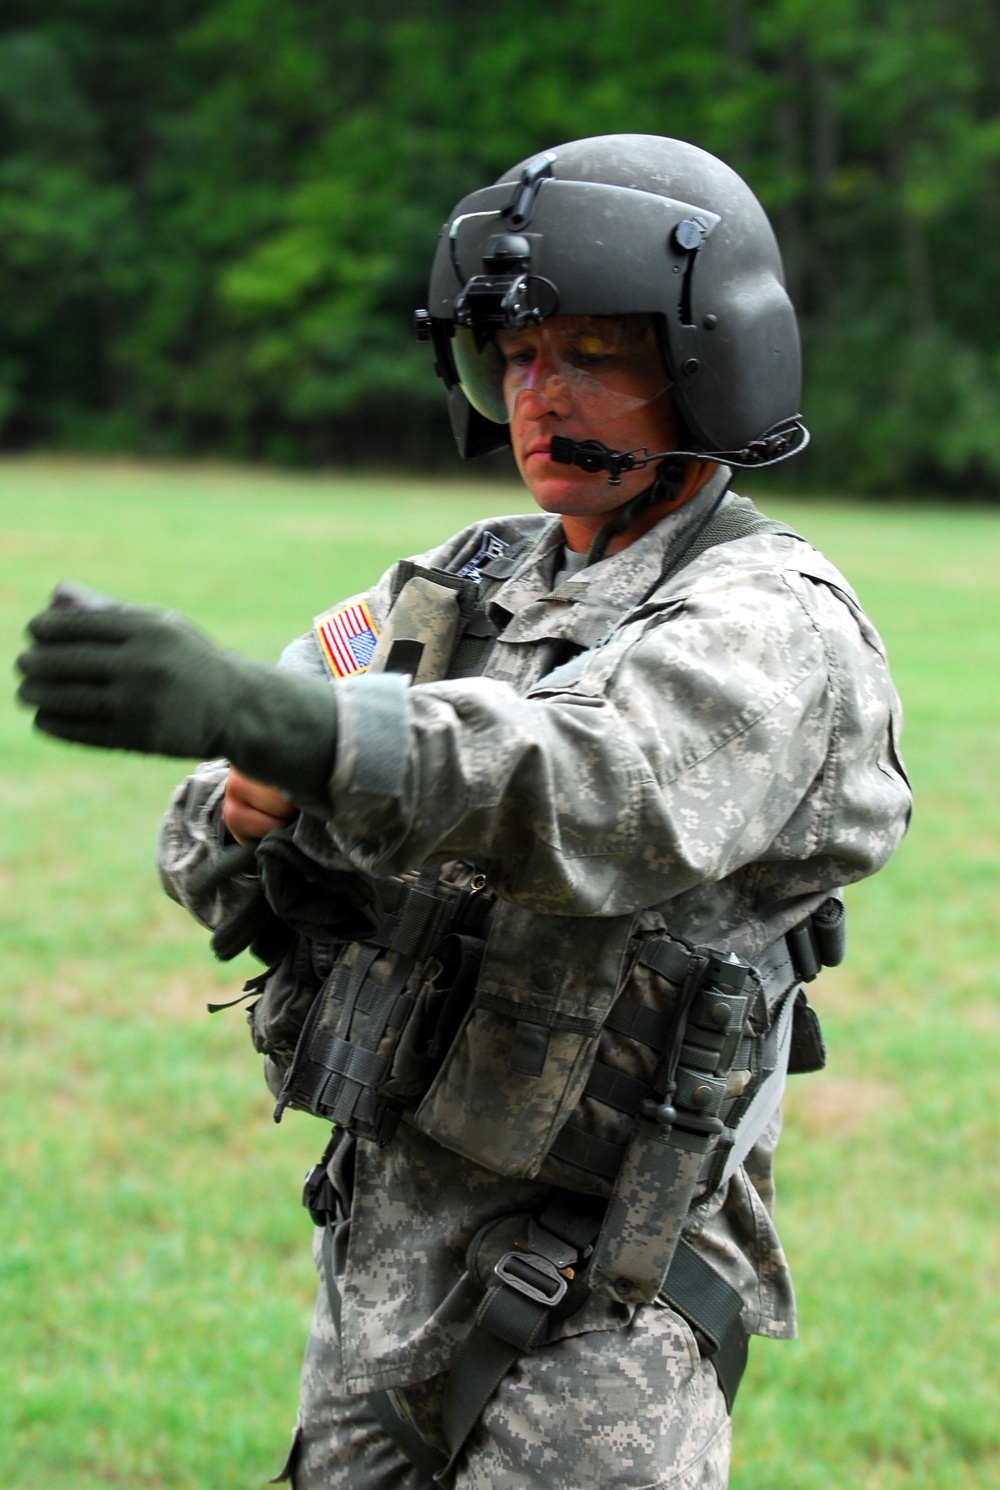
[{"left": 485, "top": 465, "right": 732, "bottom": 649}]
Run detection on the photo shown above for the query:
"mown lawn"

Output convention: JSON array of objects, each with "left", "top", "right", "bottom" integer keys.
[{"left": 1, "top": 457, "right": 997, "bottom": 1489}]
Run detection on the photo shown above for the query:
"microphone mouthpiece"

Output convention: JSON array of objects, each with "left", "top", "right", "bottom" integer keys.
[
  {"left": 548, "top": 436, "right": 579, "bottom": 466},
  {"left": 548, "top": 437, "right": 639, "bottom": 484}
]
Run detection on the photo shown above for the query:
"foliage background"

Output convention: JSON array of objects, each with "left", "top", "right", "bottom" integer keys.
[
  {"left": 1, "top": 0, "right": 1000, "bottom": 491},
  {"left": 3, "top": 6, "right": 998, "bottom": 1484}
]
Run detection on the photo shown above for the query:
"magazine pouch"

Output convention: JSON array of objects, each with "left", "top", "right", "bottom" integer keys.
[
  {"left": 413, "top": 899, "right": 636, "bottom": 1177},
  {"left": 273, "top": 866, "right": 491, "bottom": 1144}
]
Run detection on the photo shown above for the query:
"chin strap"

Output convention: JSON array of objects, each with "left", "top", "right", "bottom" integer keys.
[{"left": 584, "top": 456, "right": 687, "bottom": 567}]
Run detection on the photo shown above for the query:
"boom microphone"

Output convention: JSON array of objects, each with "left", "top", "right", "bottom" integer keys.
[{"left": 549, "top": 418, "right": 809, "bottom": 483}]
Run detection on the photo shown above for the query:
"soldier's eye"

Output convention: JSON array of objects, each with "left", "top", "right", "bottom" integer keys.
[{"left": 568, "top": 348, "right": 613, "bottom": 370}]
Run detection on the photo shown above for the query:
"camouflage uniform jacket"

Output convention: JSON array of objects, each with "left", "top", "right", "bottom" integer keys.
[{"left": 158, "top": 473, "right": 911, "bottom": 1396}]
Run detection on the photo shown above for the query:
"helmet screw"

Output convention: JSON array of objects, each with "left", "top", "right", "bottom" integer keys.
[
  {"left": 673, "top": 219, "right": 706, "bottom": 252},
  {"left": 703, "top": 314, "right": 718, "bottom": 330},
  {"left": 681, "top": 358, "right": 699, "bottom": 377}
]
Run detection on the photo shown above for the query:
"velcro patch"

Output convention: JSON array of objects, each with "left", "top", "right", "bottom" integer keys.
[
  {"left": 315, "top": 601, "right": 379, "bottom": 678},
  {"left": 455, "top": 530, "right": 509, "bottom": 583}
]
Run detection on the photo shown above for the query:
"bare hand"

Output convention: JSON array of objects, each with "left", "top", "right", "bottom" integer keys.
[{"left": 223, "top": 767, "right": 296, "bottom": 843}]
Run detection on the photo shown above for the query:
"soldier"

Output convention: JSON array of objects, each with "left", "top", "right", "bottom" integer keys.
[{"left": 17, "top": 135, "right": 911, "bottom": 1488}]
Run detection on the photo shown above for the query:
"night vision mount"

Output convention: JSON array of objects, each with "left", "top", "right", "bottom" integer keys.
[
  {"left": 452, "top": 234, "right": 559, "bottom": 336},
  {"left": 449, "top": 154, "right": 561, "bottom": 337}
]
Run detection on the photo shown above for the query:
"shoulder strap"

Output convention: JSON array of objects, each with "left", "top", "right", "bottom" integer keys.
[
  {"left": 657, "top": 491, "right": 806, "bottom": 597},
  {"left": 680, "top": 492, "right": 805, "bottom": 568},
  {"left": 621, "top": 489, "right": 810, "bottom": 628}
]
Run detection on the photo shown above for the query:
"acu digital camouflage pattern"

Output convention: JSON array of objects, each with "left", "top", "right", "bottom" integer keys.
[
  {"left": 363, "top": 574, "right": 465, "bottom": 683},
  {"left": 158, "top": 470, "right": 912, "bottom": 1478},
  {"left": 290, "top": 1212, "right": 731, "bottom": 1489},
  {"left": 319, "top": 471, "right": 908, "bottom": 943},
  {"left": 275, "top": 862, "right": 487, "bottom": 1134},
  {"left": 415, "top": 896, "right": 636, "bottom": 1177}
]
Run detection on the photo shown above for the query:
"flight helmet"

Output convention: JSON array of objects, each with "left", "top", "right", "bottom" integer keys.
[{"left": 415, "top": 133, "right": 807, "bottom": 471}]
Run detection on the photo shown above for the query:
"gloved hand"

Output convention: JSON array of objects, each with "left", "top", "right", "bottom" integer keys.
[{"left": 16, "top": 583, "right": 339, "bottom": 813}]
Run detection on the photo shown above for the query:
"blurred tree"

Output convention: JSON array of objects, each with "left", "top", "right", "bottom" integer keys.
[{"left": 0, "top": 0, "right": 998, "bottom": 489}]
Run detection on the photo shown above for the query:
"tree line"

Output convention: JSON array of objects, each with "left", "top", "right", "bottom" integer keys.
[{"left": 1, "top": 0, "right": 999, "bottom": 493}]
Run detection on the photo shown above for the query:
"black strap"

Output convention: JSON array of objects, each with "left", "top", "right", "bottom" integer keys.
[
  {"left": 369, "top": 1393, "right": 447, "bottom": 1485},
  {"left": 446, "top": 610, "right": 499, "bottom": 680},
  {"left": 433, "top": 1212, "right": 748, "bottom": 1483},
  {"left": 438, "top": 1286, "right": 549, "bottom": 1477},
  {"left": 657, "top": 1238, "right": 748, "bottom": 1413},
  {"left": 436, "top": 1201, "right": 598, "bottom": 1480},
  {"left": 603, "top": 992, "right": 672, "bottom": 1050},
  {"left": 547, "top": 1119, "right": 625, "bottom": 1180}
]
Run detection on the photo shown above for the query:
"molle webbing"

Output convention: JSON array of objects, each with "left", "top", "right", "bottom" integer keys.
[
  {"left": 274, "top": 867, "right": 493, "bottom": 1144},
  {"left": 539, "top": 905, "right": 838, "bottom": 1303},
  {"left": 586, "top": 945, "right": 758, "bottom": 1303},
  {"left": 272, "top": 550, "right": 510, "bottom": 1145},
  {"left": 544, "top": 936, "right": 760, "bottom": 1190}
]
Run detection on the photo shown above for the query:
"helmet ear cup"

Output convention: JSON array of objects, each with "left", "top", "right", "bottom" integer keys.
[{"left": 670, "top": 274, "right": 802, "bottom": 456}]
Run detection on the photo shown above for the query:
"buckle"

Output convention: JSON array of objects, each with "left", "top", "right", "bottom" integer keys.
[
  {"left": 494, "top": 1250, "right": 569, "bottom": 1308},
  {"left": 302, "top": 1161, "right": 337, "bottom": 1227}
]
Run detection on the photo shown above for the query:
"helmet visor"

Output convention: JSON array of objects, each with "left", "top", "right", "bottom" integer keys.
[{"left": 453, "top": 315, "right": 670, "bottom": 428}]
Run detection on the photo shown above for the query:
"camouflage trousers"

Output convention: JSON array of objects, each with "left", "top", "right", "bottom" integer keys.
[{"left": 281, "top": 1232, "right": 732, "bottom": 1490}]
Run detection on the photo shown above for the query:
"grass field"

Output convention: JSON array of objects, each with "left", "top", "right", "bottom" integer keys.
[{"left": 1, "top": 456, "right": 998, "bottom": 1489}]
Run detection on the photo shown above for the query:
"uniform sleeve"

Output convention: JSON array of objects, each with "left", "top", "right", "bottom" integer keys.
[
  {"left": 155, "top": 617, "right": 335, "bottom": 925},
  {"left": 154, "top": 517, "right": 543, "bottom": 928},
  {"left": 323, "top": 565, "right": 910, "bottom": 916},
  {"left": 155, "top": 758, "right": 255, "bottom": 929}
]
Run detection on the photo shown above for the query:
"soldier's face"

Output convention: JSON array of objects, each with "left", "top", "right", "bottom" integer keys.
[{"left": 497, "top": 315, "right": 680, "bottom": 517}]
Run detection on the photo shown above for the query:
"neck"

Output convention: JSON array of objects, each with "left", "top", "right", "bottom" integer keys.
[{"left": 561, "top": 460, "right": 718, "bottom": 555}]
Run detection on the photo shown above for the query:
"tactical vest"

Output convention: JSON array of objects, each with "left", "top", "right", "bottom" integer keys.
[
  {"left": 247, "top": 495, "right": 841, "bottom": 1315},
  {"left": 240, "top": 496, "right": 866, "bottom": 1485}
]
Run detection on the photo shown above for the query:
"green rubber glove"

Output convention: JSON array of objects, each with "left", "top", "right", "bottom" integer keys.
[{"left": 16, "top": 583, "right": 339, "bottom": 812}]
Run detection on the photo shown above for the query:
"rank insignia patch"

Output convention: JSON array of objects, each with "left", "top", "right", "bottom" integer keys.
[
  {"left": 315, "top": 602, "right": 379, "bottom": 678},
  {"left": 455, "top": 530, "right": 509, "bottom": 583}
]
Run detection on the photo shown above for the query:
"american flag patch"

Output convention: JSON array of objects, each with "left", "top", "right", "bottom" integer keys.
[{"left": 315, "top": 601, "right": 379, "bottom": 679}]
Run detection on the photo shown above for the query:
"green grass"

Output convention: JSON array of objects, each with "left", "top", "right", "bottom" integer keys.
[{"left": 1, "top": 456, "right": 998, "bottom": 1488}]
